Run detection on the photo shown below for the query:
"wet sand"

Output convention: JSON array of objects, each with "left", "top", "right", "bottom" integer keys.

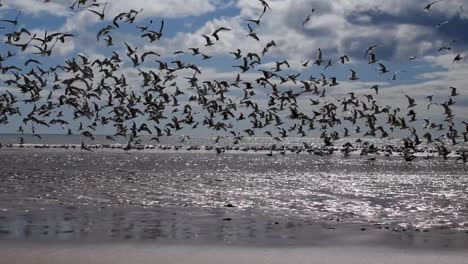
[
  {"left": 2, "top": 206, "right": 468, "bottom": 264},
  {"left": 1, "top": 210, "right": 468, "bottom": 264},
  {"left": 1, "top": 243, "right": 468, "bottom": 264}
]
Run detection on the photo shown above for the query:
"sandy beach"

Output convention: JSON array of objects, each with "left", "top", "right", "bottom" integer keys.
[
  {"left": 1, "top": 243, "right": 468, "bottom": 264},
  {"left": 1, "top": 212, "right": 468, "bottom": 264},
  {"left": 1, "top": 149, "right": 468, "bottom": 263}
]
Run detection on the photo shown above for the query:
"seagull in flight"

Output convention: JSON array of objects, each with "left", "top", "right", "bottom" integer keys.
[
  {"left": 424, "top": 0, "right": 444, "bottom": 12},
  {"left": 436, "top": 21, "right": 449, "bottom": 28},
  {"left": 364, "top": 45, "right": 382, "bottom": 59},
  {"left": 453, "top": 53, "right": 464, "bottom": 63},
  {"left": 302, "top": 9, "right": 315, "bottom": 26},
  {"left": 450, "top": 87, "right": 459, "bottom": 96},
  {"left": 211, "top": 27, "right": 231, "bottom": 41},
  {"left": 438, "top": 40, "right": 456, "bottom": 52}
]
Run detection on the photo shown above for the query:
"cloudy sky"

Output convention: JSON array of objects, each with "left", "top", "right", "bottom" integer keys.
[{"left": 0, "top": 0, "right": 467, "bottom": 139}]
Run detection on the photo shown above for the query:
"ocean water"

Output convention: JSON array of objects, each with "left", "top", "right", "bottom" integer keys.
[{"left": 0, "top": 135, "right": 467, "bottom": 244}]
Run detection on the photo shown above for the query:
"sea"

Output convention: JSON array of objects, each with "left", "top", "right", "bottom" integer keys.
[{"left": 0, "top": 134, "right": 467, "bottom": 246}]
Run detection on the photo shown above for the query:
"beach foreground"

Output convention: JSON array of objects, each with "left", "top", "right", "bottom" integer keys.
[
  {"left": 1, "top": 243, "right": 468, "bottom": 264},
  {"left": 1, "top": 149, "right": 467, "bottom": 263}
]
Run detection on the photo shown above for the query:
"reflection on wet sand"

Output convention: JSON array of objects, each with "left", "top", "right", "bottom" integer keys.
[
  {"left": 0, "top": 207, "right": 303, "bottom": 244},
  {"left": 1, "top": 206, "right": 468, "bottom": 249}
]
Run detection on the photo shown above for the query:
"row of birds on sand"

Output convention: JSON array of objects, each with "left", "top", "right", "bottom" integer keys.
[
  {"left": 0, "top": 0, "right": 467, "bottom": 162},
  {"left": 0, "top": 138, "right": 466, "bottom": 163}
]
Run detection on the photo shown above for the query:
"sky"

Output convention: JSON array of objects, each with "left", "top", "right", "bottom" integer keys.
[{"left": 0, "top": 0, "right": 467, "bottom": 141}]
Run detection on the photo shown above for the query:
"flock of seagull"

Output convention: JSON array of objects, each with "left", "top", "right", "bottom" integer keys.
[{"left": 0, "top": 0, "right": 467, "bottom": 162}]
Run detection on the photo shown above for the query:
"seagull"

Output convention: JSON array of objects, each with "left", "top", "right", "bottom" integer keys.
[
  {"left": 368, "top": 53, "right": 378, "bottom": 64},
  {"left": 302, "top": 9, "right": 315, "bottom": 26},
  {"left": 229, "top": 49, "right": 242, "bottom": 59},
  {"left": 329, "top": 77, "right": 339, "bottom": 87},
  {"left": 86, "top": 2, "right": 107, "bottom": 20},
  {"left": 141, "top": 51, "right": 160, "bottom": 62},
  {"left": 0, "top": 11, "right": 21, "bottom": 25},
  {"left": 426, "top": 95, "right": 437, "bottom": 110},
  {"left": 349, "top": 69, "right": 359, "bottom": 80},
  {"left": 104, "top": 35, "right": 113, "bottom": 46},
  {"left": 243, "top": 18, "right": 261, "bottom": 25},
  {"left": 453, "top": 53, "right": 464, "bottom": 63},
  {"left": 124, "top": 42, "right": 137, "bottom": 55},
  {"left": 202, "top": 35, "right": 214, "bottom": 46},
  {"left": 81, "top": 141, "right": 93, "bottom": 152},
  {"left": 364, "top": 45, "right": 381, "bottom": 58},
  {"left": 436, "top": 20, "right": 449, "bottom": 28},
  {"left": 378, "top": 63, "right": 389, "bottom": 73},
  {"left": 438, "top": 40, "right": 456, "bottom": 52},
  {"left": 424, "top": 0, "right": 444, "bottom": 12},
  {"left": 390, "top": 71, "right": 405, "bottom": 80},
  {"left": 188, "top": 47, "right": 200, "bottom": 55},
  {"left": 405, "top": 95, "right": 417, "bottom": 108},
  {"left": 314, "top": 48, "right": 323, "bottom": 65},
  {"left": 266, "top": 146, "right": 274, "bottom": 156},
  {"left": 324, "top": 59, "right": 333, "bottom": 70},
  {"left": 339, "top": 55, "right": 350, "bottom": 64},
  {"left": 211, "top": 27, "right": 231, "bottom": 41},
  {"left": 246, "top": 24, "right": 260, "bottom": 41},
  {"left": 450, "top": 87, "right": 459, "bottom": 96}
]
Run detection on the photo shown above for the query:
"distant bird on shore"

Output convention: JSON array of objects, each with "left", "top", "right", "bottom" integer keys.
[{"left": 81, "top": 141, "right": 93, "bottom": 152}]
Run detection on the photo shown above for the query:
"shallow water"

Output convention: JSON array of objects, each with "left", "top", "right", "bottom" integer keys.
[{"left": 0, "top": 147, "right": 467, "bottom": 238}]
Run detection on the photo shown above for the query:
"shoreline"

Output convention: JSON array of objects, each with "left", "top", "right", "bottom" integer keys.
[{"left": 0, "top": 143, "right": 465, "bottom": 160}]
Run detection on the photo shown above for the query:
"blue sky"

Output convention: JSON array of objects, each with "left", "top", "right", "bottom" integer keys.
[{"left": 0, "top": 0, "right": 467, "bottom": 140}]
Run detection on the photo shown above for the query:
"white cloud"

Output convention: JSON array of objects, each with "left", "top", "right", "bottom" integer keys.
[
  {"left": 2, "top": 0, "right": 71, "bottom": 16},
  {"left": 60, "top": 10, "right": 99, "bottom": 33},
  {"left": 105, "top": 0, "right": 219, "bottom": 19},
  {"left": 2, "top": 0, "right": 224, "bottom": 18}
]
